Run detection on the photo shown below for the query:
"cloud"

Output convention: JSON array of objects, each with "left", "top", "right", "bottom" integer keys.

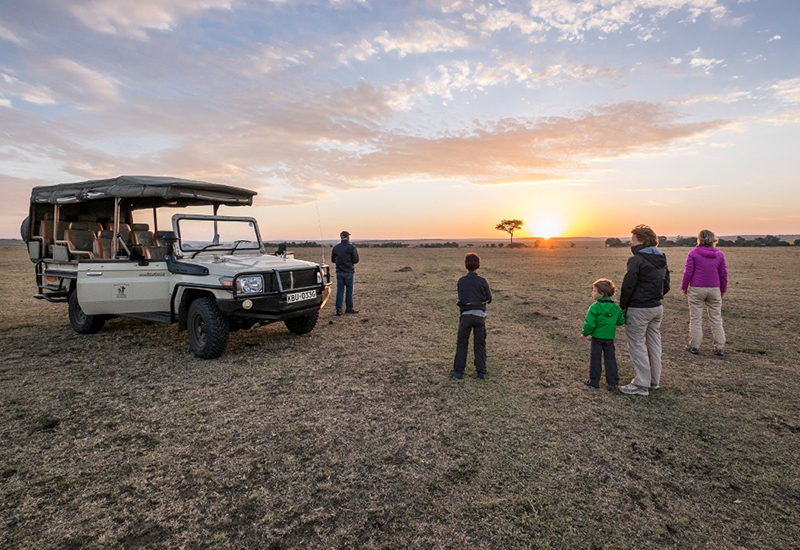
[
  {"left": 771, "top": 78, "right": 800, "bottom": 104},
  {"left": 689, "top": 56, "right": 724, "bottom": 74},
  {"left": 375, "top": 20, "right": 470, "bottom": 57},
  {"left": 46, "top": 59, "right": 122, "bottom": 108},
  {"left": 67, "top": 0, "right": 234, "bottom": 40},
  {"left": 524, "top": 0, "right": 727, "bottom": 41},
  {"left": 250, "top": 44, "right": 315, "bottom": 74},
  {"left": 768, "top": 35, "right": 781, "bottom": 42},
  {"left": 0, "top": 98, "right": 12, "bottom": 108},
  {"left": 0, "top": 23, "right": 26, "bottom": 45},
  {"left": 1, "top": 73, "right": 57, "bottom": 105}
]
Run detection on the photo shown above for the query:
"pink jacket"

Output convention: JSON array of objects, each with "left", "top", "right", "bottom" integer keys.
[{"left": 680, "top": 246, "right": 728, "bottom": 294}]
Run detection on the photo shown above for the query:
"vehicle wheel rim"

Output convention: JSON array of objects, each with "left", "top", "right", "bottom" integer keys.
[
  {"left": 193, "top": 315, "right": 206, "bottom": 346},
  {"left": 75, "top": 303, "right": 86, "bottom": 323}
]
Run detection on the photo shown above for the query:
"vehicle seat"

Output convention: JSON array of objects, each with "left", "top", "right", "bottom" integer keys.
[
  {"left": 94, "top": 230, "right": 115, "bottom": 259},
  {"left": 131, "top": 223, "right": 162, "bottom": 260},
  {"left": 62, "top": 221, "right": 98, "bottom": 259}
]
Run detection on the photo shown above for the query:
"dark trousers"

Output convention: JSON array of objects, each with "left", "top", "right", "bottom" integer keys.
[
  {"left": 453, "top": 314, "right": 487, "bottom": 374},
  {"left": 335, "top": 271, "right": 354, "bottom": 311},
  {"left": 589, "top": 338, "right": 619, "bottom": 387}
]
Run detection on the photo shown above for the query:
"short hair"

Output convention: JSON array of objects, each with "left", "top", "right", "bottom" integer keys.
[
  {"left": 593, "top": 278, "right": 616, "bottom": 297},
  {"left": 631, "top": 224, "right": 658, "bottom": 247},
  {"left": 697, "top": 229, "right": 717, "bottom": 247},
  {"left": 464, "top": 253, "right": 480, "bottom": 272}
]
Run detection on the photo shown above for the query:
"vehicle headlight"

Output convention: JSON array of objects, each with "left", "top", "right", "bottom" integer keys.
[
  {"left": 316, "top": 270, "right": 323, "bottom": 284},
  {"left": 236, "top": 275, "right": 264, "bottom": 294}
]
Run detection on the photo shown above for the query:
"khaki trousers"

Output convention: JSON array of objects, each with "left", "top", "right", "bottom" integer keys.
[
  {"left": 625, "top": 306, "right": 663, "bottom": 388},
  {"left": 687, "top": 286, "right": 725, "bottom": 351}
]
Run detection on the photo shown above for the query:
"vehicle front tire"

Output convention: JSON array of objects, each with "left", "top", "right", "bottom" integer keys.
[
  {"left": 68, "top": 291, "right": 105, "bottom": 334},
  {"left": 187, "top": 296, "right": 230, "bottom": 359},
  {"left": 284, "top": 309, "right": 319, "bottom": 335}
]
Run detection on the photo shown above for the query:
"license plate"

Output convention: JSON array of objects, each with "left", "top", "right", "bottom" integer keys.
[{"left": 286, "top": 289, "right": 317, "bottom": 303}]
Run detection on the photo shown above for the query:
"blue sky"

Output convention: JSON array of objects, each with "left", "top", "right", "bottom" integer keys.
[{"left": 1, "top": 0, "right": 799, "bottom": 239}]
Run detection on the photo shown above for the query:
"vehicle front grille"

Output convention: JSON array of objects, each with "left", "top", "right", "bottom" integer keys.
[{"left": 278, "top": 269, "right": 317, "bottom": 290}]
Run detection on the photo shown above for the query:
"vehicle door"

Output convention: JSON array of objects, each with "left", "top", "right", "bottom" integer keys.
[{"left": 76, "top": 258, "right": 170, "bottom": 315}]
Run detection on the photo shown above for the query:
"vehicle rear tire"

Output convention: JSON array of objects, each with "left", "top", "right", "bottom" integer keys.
[
  {"left": 187, "top": 296, "right": 229, "bottom": 359},
  {"left": 68, "top": 291, "right": 105, "bottom": 334},
  {"left": 284, "top": 309, "right": 319, "bottom": 335}
]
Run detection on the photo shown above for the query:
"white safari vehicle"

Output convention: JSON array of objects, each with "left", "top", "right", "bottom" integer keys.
[{"left": 22, "top": 176, "right": 331, "bottom": 358}]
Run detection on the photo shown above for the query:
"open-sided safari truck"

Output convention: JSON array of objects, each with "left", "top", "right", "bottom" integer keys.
[{"left": 22, "top": 176, "right": 331, "bottom": 358}]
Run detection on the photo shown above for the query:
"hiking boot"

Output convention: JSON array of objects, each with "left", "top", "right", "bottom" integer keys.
[
  {"left": 584, "top": 379, "right": 599, "bottom": 389},
  {"left": 650, "top": 384, "right": 660, "bottom": 390},
  {"left": 619, "top": 383, "right": 649, "bottom": 396},
  {"left": 686, "top": 346, "right": 700, "bottom": 355},
  {"left": 714, "top": 348, "right": 724, "bottom": 357},
  {"left": 345, "top": 309, "right": 359, "bottom": 314}
]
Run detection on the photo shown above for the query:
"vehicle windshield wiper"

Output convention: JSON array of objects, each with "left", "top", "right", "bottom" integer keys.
[
  {"left": 191, "top": 240, "right": 255, "bottom": 258},
  {"left": 190, "top": 243, "right": 228, "bottom": 259}
]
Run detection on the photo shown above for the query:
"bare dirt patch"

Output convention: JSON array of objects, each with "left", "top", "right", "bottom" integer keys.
[{"left": 2, "top": 244, "right": 799, "bottom": 549}]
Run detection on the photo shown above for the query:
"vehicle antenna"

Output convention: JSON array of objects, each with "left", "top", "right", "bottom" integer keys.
[{"left": 311, "top": 184, "right": 326, "bottom": 265}]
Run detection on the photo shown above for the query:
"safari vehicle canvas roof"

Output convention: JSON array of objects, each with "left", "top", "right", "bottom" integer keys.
[{"left": 30, "top": 175, "right": 256, "bottom": 208}]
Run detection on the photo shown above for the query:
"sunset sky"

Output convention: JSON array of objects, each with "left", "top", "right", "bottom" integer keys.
[{"left": 1, "top": 0, "right": 799, "bottom": 240}]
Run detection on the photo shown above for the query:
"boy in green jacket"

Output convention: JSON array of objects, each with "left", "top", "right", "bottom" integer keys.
[{"left": 581, "top": 278, "right": 626, "bottom": 390}]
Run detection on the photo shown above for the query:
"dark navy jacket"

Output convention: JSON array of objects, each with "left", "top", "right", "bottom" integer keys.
[
  {"left": 457, "top": 272, "right": 493, "bottom": 313},
  {"left": 331, "top": 241, "right": 359, "bottom": 273}
]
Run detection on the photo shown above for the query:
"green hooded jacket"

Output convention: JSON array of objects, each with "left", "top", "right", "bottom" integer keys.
[{"left": 582, "top": 297, "right": 626, "bottom": 339}]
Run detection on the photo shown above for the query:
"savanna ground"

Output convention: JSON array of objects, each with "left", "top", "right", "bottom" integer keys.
[{"left": 1, "top": 243, "right": 799, "bottom": 549}]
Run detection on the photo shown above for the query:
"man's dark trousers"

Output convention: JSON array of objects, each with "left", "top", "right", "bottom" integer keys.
[
  {"left": 589, "top": 337, "right": 619, "bottom": 387},
  {"left": 453, "top": 314, "right": 486, "bottom": 375},
  {"left": 336, "top": 271, "right": 354, "bottom": 311}
]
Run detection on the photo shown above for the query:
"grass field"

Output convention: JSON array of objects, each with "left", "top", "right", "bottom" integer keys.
[{"left": 1, "top": 243, "right": 799, "bottom": 549}]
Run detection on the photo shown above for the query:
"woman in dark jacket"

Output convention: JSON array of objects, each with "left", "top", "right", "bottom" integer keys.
[
  {"left": 618, "top": 224, "right": 670, "bottom": 397},
  {"left": 680, "top": 229, "right": 728, "bottom": 356}
]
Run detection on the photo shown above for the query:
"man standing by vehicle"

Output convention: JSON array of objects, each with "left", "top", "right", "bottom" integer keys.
[{"left": 332, "top": 230, "right": 359, "bottom": 315}]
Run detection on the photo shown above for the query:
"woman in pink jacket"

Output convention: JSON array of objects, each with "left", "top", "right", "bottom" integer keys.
[{"left": 681, "top": 229, "right": 728, "bottom": 356}]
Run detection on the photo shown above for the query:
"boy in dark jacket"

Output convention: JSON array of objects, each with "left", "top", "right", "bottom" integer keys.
[
  {"left": 581, "top": 278, "right": 626, "bottom": 390},
  {"left": 452, "top": 253, "right": 492, "bottom": 380}
]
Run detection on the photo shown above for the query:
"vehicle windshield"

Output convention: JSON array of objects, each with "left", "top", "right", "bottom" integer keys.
[{"left": 177, "top": 217, "right": 261, "bottom": 253}]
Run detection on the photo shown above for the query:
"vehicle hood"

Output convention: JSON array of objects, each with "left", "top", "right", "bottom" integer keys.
[{"left": 184, "top": 253, "right": 319, "bottom": 276}]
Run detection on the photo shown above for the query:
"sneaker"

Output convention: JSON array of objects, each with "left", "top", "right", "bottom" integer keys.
[
  {"left": 714, "top": 348, "right": 724, "bottom": 357},
  {"left": 686, "top": 346, "right": 700, "bottom": 355},
  {"left": 477, "top": 372, "right": 486, "bottom": 380},
  {"left": 336, "top": 309, "right": 342, "bottom": 316},
  {"left": 450, "top": 371, "right": 464, "bottom": 379},
  {"left": 584, "top": 379, "right": 599, "bottom": 389},
  {"left": 345, "top": 309, "right": 359, "bottom": 314},
  {"left": 650, "top": 384, "right": 660, "bottom": 390},
  {"left": 619, "top": 383, "right": 649, "bottom": 396}
]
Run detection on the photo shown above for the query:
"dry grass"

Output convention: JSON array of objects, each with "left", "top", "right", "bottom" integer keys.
[{"left": 1, "top": 243, "right": 799, "bottom": 549}]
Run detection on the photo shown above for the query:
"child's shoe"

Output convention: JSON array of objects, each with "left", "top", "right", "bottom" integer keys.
[
  {"left": 607, "top": 385, "right": 617, "bottom": 391},
  {"left": 584, "top": 379, "right": 599, "bottom": 389},
  {"left": 477, "top": 372, "right": 486, "bottom": 380},
  {"left": 686, "top": 346, "right": 700, "bottom": 355},
  {"left": 714, "top": 348, "right": 724, "bottom": 357},
  {"left": 450, "top": 371, "right": 464, "bottom": 379}
]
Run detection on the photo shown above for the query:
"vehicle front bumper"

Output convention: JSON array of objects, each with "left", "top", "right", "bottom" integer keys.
[{"left": 216, "top": 285, "right": 330, "bottom": 321}]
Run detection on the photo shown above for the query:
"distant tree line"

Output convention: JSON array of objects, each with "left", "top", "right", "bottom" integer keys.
[
  {"left": 359, "top": 242, "right": 410, "bottom": 248},
  {"left": 606, "top": 236, "right": 795, "bottom": 248},
  {"left": 417, "top": 241, "right": 459, "bottom": 248}
]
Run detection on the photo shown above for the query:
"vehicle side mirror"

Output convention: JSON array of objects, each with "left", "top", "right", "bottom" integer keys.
[{"left": 160, "top": 231, "right": 177, "bottom": 255}]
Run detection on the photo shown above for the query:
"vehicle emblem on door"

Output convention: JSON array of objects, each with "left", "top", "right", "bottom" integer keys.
[{"left": 115, "top": 284, "right": 128, "bottom": 298}]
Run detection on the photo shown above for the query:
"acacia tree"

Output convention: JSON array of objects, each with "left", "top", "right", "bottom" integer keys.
[{"left": 495, "top": 219, "right": 524, "bottom": 246}]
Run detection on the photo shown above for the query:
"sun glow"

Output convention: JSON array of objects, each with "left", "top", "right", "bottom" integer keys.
[{"left": 530, "top": 215, "right": 566, "bottom": 239}]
